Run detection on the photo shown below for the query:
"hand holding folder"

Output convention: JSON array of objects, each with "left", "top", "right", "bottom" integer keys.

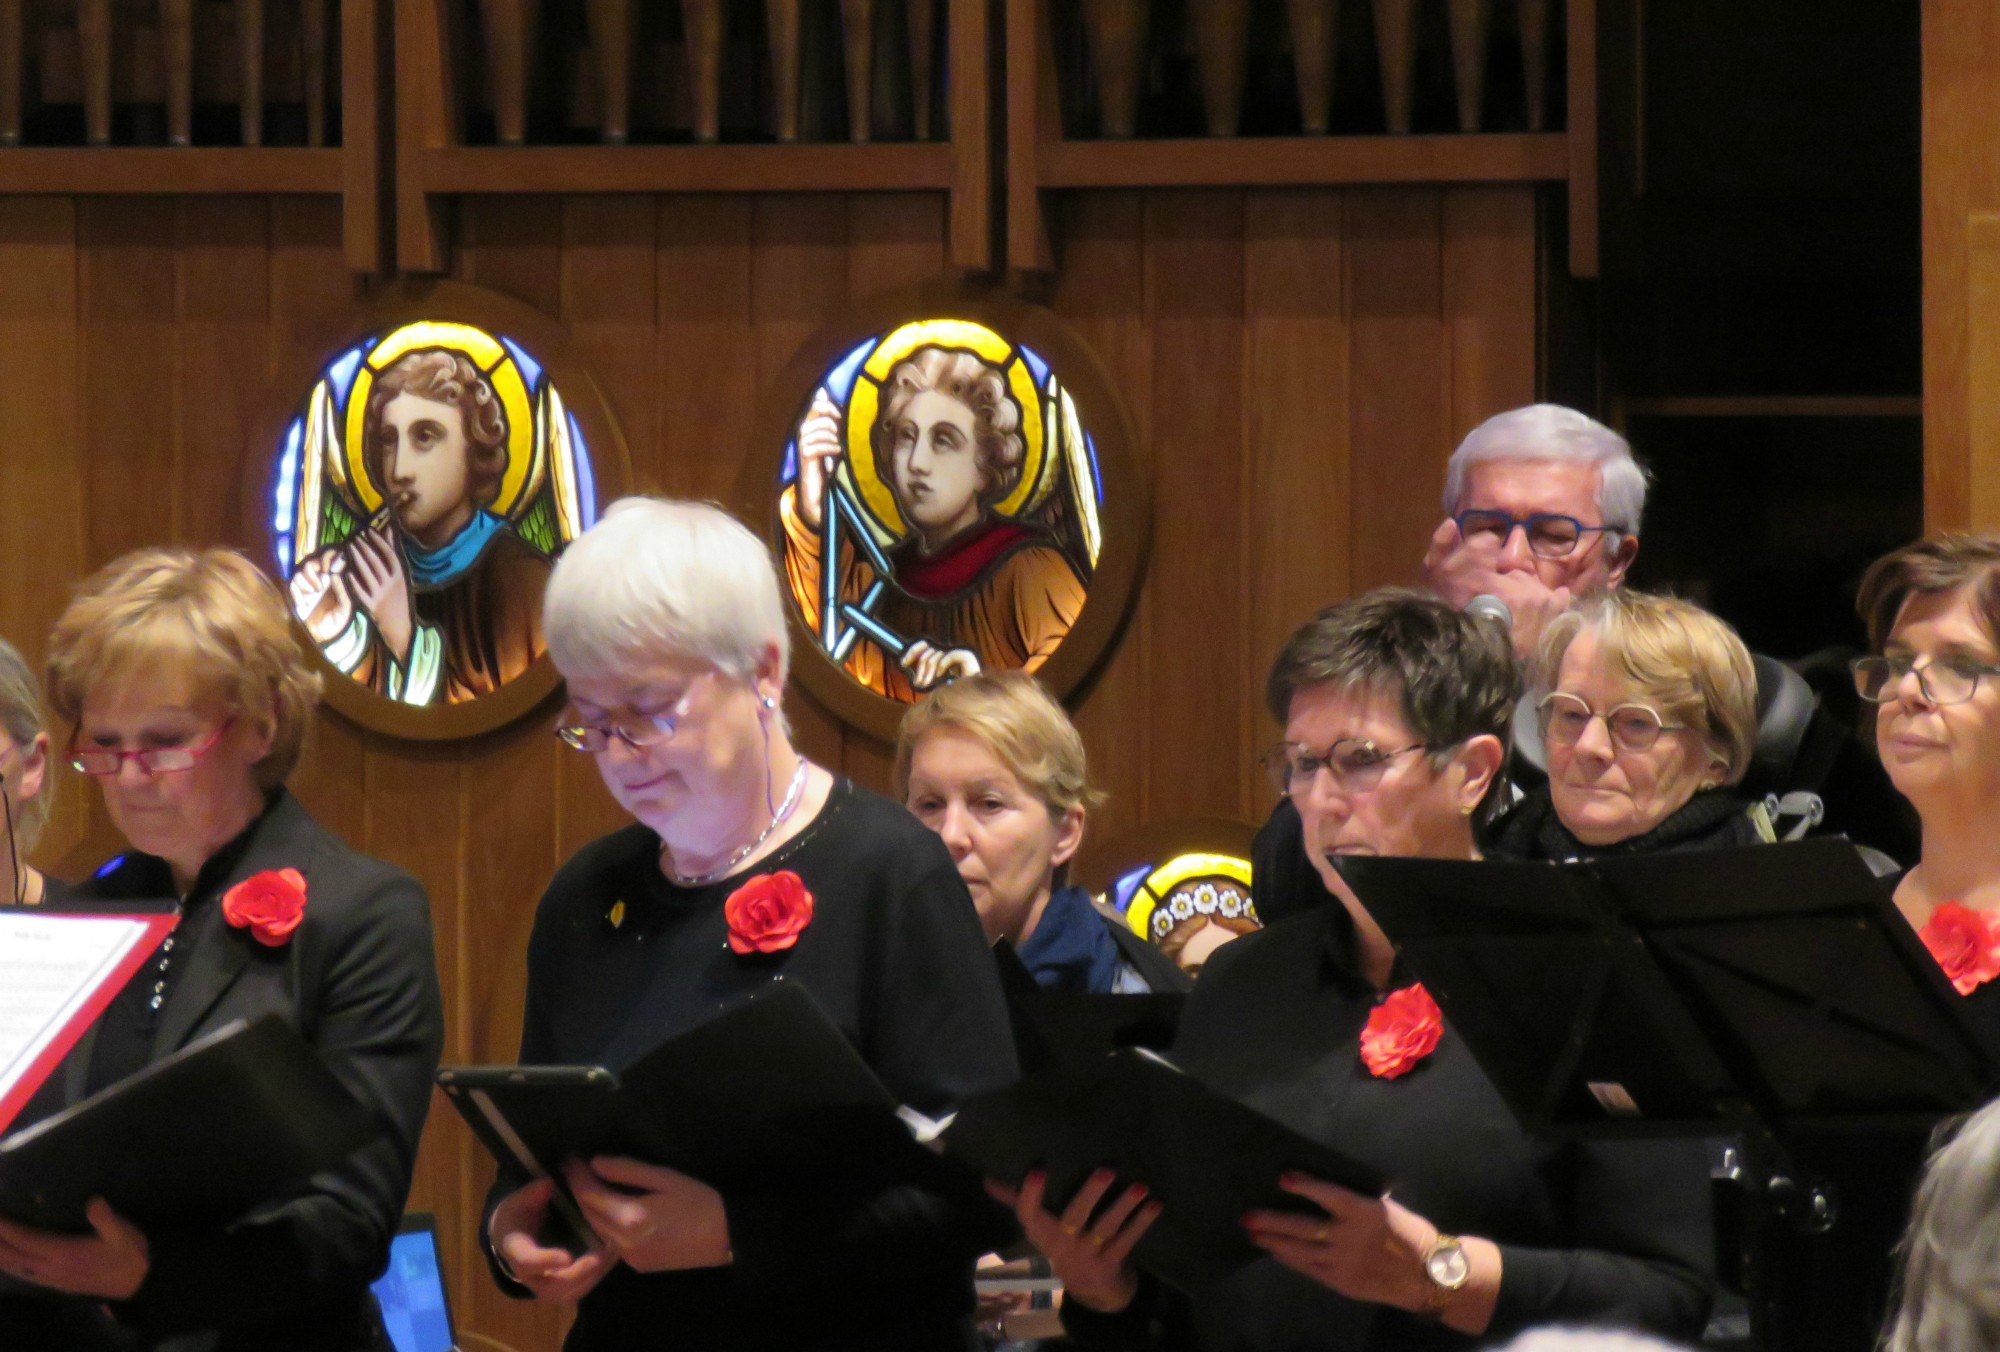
[
  {"left": 0, "top": 1015, "right": 378, "bottom": 1235},
  {"left": 438, "top": 983, "right": 987, "bottom": 1254},
  {"left": 945, "top": 1046, "right": 1386, "bottom": 1292}
]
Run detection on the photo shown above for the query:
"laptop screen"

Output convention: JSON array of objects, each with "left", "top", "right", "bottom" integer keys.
[{"left": 372, "top": 1217, "right": 456, "bottom": 1352}]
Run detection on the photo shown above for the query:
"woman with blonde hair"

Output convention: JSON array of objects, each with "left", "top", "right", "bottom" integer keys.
[
  {"left": 0, "top": 635, "right": 55, "bottom": 907},
  {"left": 0, "top": 547, "right": 444, "bottom": 1352},
  {"left": 1490, "top": 588, "right": 1769, "bottom": 861},
  {"left": 897, "top": 669, "right": 1184, "bottom": 993}
]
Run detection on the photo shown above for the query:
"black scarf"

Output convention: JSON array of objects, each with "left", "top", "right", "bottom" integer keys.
[{"left": 1488, "top": 784, "right": 1760, "bottom": 863}]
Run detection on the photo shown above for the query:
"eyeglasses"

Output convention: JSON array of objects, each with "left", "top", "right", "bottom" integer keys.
[
  {"left": 554, "top": 681, "right": 702, "bottom": 754},
  {"left": 70, "top": 719, "right": 235, "bottom": 777},
  {"left": 1454, "top": 510, "right": 1615, "bottom": 560},
  {"left": 1261, "top": 739, "right": 1428, "bottom": 796},
  {"left": 1852, "top": 653, "right": 2000, "bottom": 707},
  {"left": 1537, "top": 692, "right": 1684, "bottom": 753}
]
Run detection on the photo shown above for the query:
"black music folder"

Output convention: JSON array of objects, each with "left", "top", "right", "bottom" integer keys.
[
  {"left": 0, "top": 1015, "right": 378, "bottom": 1233},
  {"left": 991, "top": 940, "right": 1186, "bottom": 1073},
  {"left": 438, "top": 983, "right": 974, "bottom": 1218},
  {"left": 944, "top": 1046, "right": 1386, "bottom": 1292},
  {"left": 1336, "top": 839, "right": 1999, "bottom": 1139}
]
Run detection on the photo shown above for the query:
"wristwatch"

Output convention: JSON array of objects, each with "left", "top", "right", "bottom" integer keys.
[{"left": 1422, "top": 1234, "right": 1470, "bottom": 1314}]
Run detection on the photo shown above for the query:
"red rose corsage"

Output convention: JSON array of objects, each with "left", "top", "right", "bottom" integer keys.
[
  {"left": 1360, "top": 983, "right": 1444, "bottom": 1079},
  {"left": 1918, "top": 901, "right": 2000, "bottom": 996},
  {"left": 221, "top": 868, "right": 309, "bottom": 948},
  {"left": 723, "top": 871, "right": 814, "bottom": 956}
]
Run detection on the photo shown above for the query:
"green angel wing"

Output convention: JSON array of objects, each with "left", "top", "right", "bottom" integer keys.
[{"left": 516, "top": 488, "right": 561, "bottom": 558}]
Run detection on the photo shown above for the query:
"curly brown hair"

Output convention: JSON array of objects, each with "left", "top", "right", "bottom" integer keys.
[
  {"left": 365, "top": 349, "right": 511, "bottom": 510},
  {"left": 872, "top": 346, "right": 1027, "bottom": 509}
]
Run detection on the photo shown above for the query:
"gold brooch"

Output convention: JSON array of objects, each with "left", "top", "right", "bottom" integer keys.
[{"left": 608, "top": 900, "right": 626, "bottom": 929}]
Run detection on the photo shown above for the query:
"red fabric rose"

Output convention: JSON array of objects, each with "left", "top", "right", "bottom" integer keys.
[
  {"left": 724, "top": 871, "right": 815, "bottom": 956},
  {"left": 1918, "top": 901, "right": 2000, "bottom": 996},
  {"left": 221, "top": 868, "right": 309, "bottom": 948},
  {"left": 1360, "top": 983, "right": 1444, "bottom": 1079}
]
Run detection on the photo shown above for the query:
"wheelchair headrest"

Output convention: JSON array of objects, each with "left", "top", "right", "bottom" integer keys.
[{"left": 1745, "top": 653, "right": 1819, "bottom": 796}]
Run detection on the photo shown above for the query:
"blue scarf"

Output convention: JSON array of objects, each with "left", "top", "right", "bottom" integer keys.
[
  {"left": 405, "top": 509, "right": 508, "bottom": 587},
  {"left": 1016, "top": 885, "right": 1124, "bottom": 995}
]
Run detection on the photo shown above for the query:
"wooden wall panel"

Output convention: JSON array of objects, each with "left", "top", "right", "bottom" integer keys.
[
  {"left": 1244, "top": 189, "right": 1349, "bottom": 753},
  {"left": 0, "top": 199, "right": 86, "bottom": 863},
  {"left": 1049, "top": 191, "right": 1155, "bottom": 851},
  {"left": 0, "top": 185, "right": 1537, "bottom": 1352},
  {"left": 1144, "top": 191, "right": 1249, "bottom": 821},
  {"left": 1345, "top": 188, "right": 1451, "bottom": 596},
  {"left": 1924, "top": 0, "right": 2000, "bottom": 530}
]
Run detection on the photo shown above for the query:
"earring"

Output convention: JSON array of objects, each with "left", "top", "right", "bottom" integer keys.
[
  {"left": 761, "top": 694, "right": 778, "bottom": 711},
  {"left": 1460, "top": 801, "right": 1478, "bottom": 817}
]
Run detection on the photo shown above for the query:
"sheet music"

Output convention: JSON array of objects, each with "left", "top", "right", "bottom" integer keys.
[{"left": 0, "top": 911, "right": 172, "bottom": 1127}]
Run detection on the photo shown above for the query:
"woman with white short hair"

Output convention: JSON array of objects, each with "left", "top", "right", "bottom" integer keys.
[{"left": 481, "top": 497, "right": 1019, "bottom": 1352}]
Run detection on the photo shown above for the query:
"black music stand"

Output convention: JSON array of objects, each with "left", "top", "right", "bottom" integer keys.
[{"left": 1337, "top": 840, "right": 1998, "bottom": 1350}]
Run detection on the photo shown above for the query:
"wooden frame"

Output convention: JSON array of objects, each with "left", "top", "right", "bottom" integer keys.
[
  {"left": 243, "top": 279, "right": 632, "bottom": 742},
  {"left": 740, "top": 279, "right": 1149, "bottom": 744},
  {"left": 1004, "top": 0, "right": 1598, "bottom": 277},
  {"left": 395, "top": 0, "right": 996, "bottom": 274},
  {"left": 0, "top": 0, "right": 388, "bottom": 273}
]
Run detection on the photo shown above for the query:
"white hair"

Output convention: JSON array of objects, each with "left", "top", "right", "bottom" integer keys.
[
  {"left": 1885, "top": 1098, "right": 2000, "bottom": 1352},
  {"left": 1488, "top": 1329, "right": 1692, "bottom": 1352},
  {"left": 542, "top": 497, "right": 790, "bottom": 686},
  {"left": 1443, "top": 404, "right": 1649, "bottom": 539}
]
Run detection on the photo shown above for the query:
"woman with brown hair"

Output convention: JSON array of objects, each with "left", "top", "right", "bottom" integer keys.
[
  {"left": 1775, "top": 532, "right": 2000, "bottom": 1352},
  {"left": 0, "top": 547, "right": 444, "bottom": 1352}
]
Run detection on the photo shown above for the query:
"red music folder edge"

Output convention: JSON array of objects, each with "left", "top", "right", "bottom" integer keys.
[{"left": 0, "top": 907, "right": 180, "bottom": 1134}]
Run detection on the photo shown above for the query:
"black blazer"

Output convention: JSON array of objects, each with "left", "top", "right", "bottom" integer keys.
[
  {"left": 1063, "top": 906, "right": 1716, "bottom": 1352},
  {"left": 3, "top": 791, "right": 445, "bottom": 1352}
]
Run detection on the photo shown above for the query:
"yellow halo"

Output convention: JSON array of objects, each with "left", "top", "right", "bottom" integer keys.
[
  {"left": 1122, "top": 852, "right": 1255, "bottom": 942},
  {"left": 341, "top": 322, "right": 538, "bottom": 521},
  {"left": 839, "top": 319, "right": 1047, "bottom": 539}
]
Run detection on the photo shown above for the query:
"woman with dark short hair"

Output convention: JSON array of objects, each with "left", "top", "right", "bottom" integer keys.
[{"left": 996, "top": 588, "right": 1715, "bottom": 1352}]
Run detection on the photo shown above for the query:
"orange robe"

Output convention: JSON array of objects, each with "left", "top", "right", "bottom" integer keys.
[{"left": 780, "top": 487, "right": 1088, "bottom": 701}]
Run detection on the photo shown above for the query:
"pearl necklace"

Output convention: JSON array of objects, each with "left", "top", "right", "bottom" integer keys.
[{"left": 661, "top": 758, "right": 811, "bottom": 889}]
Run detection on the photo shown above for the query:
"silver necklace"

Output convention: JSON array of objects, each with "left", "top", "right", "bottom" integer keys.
[{"left": 661, "top": 758, "right": 811, "bottom": 889}]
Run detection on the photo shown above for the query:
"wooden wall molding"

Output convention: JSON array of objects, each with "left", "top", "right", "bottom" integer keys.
[{"left": 1923, "top": 0, "right": 2000, "bottom": 532}]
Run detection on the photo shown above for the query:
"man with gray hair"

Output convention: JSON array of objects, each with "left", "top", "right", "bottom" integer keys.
[{"left": 1423, "top": 404, "right": 1645, "bottom": 658}]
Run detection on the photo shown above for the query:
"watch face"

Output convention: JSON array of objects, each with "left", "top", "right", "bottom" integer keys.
[{"left": 1427, "top": 1242, "right": 1471, "bottom": 1288}]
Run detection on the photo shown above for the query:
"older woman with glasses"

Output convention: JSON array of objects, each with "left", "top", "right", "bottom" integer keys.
[
  {"left": 0, "top": 548, "right": 444, "bottom": 1352},
  {"left": 1763, "top": 532, "right": 2000, "bottom": 1352},
  {"left": 482, "top": 498, "right": 1017, "bottom": 1352},
  {"left": 1488, "top": 589, "right": 1768, "bottom": 862},
  {"left": 1008, "top": 589, "right": 1713, "bottom": 1352}
]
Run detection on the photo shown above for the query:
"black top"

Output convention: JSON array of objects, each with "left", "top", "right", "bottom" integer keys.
[
  {"left": 1769, "top": 870, "right": 2000, "bottom": 1352},
  {"left": 1061, "top": 906, "right": 1716, "bottom": 1352},
  {"left": 2, "top": 791, "right": 445, "bottom": 1352},
  {"left": 488, "top": 778, "right": 1019, "bottom": 1352}
]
